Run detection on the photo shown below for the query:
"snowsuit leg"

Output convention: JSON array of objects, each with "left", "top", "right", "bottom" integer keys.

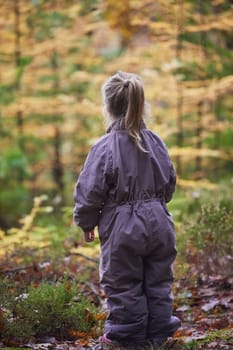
[
  {"left": 144, "top": 255, "right": 176, "bottom": 339},
  {"left": 143, "top": 208, "right": 177, "bottom": 339},
  {"left": 100, "top": 242, "right": 148, "bottom": 343},
  {"left": 99, "top": 206, "right": 149, "bottom": 343}
]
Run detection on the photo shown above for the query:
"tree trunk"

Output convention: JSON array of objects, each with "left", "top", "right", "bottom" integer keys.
[
  {"left": 195, "top": 101, "right": 203, "bottom": 176},
  {"left": 51, "top": 50, "right": 64, "bottom": 199},
  {"left": 175, "top": 0, "right": 184, "bottom": 176},
  {"left": 194, "top": 0, "right": 209, "bottom": 175},
  {"left": 53, "top": 126, "right": 64, "bottom": 194},
  {"left": 14, "top": 0, "right": 24, "bottom": 151}
]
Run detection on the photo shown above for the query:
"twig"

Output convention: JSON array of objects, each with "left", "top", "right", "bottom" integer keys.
[
  {"left": 70, "top": 252, "right": 98, "bottom": 264},
  {"left": 85, "top": 281, "right": 104, "bottom": 305},
  {"left": 165, "top": 339, "right": 178, "bottom": 349},
  {"left": 86, "top": 281, "right": 100, "bottom": 295},
  {"left": 0, "top": 264, "right": 34, "bottom": 274}
]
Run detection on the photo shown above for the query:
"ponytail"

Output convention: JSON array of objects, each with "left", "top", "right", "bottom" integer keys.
[
  {"left": 102, "top": 71, "right": 147, "bottom": 152},
  {"left": 125, "top": 77, "right": 146, "bottom": 152}
]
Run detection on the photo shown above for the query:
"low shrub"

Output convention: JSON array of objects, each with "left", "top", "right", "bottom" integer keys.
[
  {"left": 184, "top": 198, "right": 233, "bottom": 276},
  {"left": 1, "top": 278, "right": 97, "bottom": 342}
]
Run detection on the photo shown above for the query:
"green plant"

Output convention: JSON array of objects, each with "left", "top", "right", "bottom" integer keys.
[
  {"left": 186, "top": 202, "right": 232, "bottom": 252},
  {"left": 181, "top": 329, "right": 233, "bottom": 349},
  {"left": 0, "top": 277, "right": 14, "bottom": 308},
  {"left": 2, "top": 279, "right": 97, "bottom": 342},
  {"left": 184, "top": 198, "right": 233, "bottom": 275}
]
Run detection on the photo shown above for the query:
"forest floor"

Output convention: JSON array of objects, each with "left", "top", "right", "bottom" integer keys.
[{"left": 0, "top": 250, "right": 232, "bottom": 350}]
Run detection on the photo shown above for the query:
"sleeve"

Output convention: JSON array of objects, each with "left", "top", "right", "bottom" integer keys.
[
  {"left": 73, "top": 141, "right": 109, "bottom": 232},
  {"left": 164, "top": 161, "right": 176, "bottom": 203}
]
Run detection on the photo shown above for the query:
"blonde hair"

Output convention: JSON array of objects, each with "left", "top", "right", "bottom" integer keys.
[{"left": 102, "top": 71, "right": 146, "bottom": 152}]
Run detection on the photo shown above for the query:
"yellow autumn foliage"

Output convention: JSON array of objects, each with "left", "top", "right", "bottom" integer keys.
[{"left": 0, "top": 0, "right": 232, "bottom": 195}]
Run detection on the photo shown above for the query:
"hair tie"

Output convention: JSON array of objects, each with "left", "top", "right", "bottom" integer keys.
[{"left": 124, "top": 80, "right": 129, "bottom": 88}]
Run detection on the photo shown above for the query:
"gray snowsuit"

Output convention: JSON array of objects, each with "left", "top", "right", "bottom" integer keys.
[{"left": 73, "top": 121, "right": 177, "bottom": 343}]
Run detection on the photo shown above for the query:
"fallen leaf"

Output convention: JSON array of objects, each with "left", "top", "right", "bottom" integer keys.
[
  {"left": 183, "top": 333, "right": 207, "bottom": 343},
  {"left": 199, "top": 287, "right": 217, "bottom": 297},
  {"left": 209, "top": 317, "right": 229, "bottom": 330},
  {"left": 95, "top": 312, "right": 107, "bottom": 321},
  {"left": 176, "top": 305, "right": 190, "bottom": 312},
  {"left": 201, "top": 300, "right": 219, "bottom": 312}
]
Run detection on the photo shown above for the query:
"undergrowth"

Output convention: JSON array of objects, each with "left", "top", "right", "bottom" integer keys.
[
  {"left": 180, "top": 329, "right": 233, "bottom": 350},
  {"left": 0, "top": 277, "right": 97, "bottom": 342},
  {"left": 0, "top": 184, "right": 232, "bottom": 346},
  {"left": 173, "top": 183, "right": 233, "bottom": 277}
]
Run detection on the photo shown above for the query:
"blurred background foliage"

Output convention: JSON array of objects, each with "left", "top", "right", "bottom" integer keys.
[
  {"left": 0, "top": 2, "right": 232, "bottom": 344},
  {"left": 0, "top": 0, "right": 232, "bottom": 228}
]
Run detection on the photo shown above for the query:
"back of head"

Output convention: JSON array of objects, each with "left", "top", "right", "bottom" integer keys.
[{"left": 102, "top": 71, "right": 146, "bottom": 151}]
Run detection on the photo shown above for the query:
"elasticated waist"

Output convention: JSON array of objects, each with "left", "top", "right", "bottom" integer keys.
[{"left": 105, "top": 193, "right": 164, "bottom": 208}]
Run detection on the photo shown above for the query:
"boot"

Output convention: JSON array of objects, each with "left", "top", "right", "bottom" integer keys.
[
  {"left": 94, "top": 335, "right": 154, "bottom": 350},
  {"left": 93, "top": 335, "right": 125, "bottom": 350},
  {"left": 151, "top": 316, "right": 181, "bottom": 349},
  {"left": 151, "top": 338, "right": 178, "bottom": 349},
  {"left": 127, "top": 340, "right": 154, "bottom": 350},
  {"left": 164, "top": 316, "right": 181, "bottom": 337}
]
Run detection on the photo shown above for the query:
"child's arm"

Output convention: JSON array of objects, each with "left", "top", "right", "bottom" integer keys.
[
  {"left": 73, "top": 140, "right": 109, "bottom": 234},
  {"left": 164, "top": 162, "right": 176, "bottom": 203}
]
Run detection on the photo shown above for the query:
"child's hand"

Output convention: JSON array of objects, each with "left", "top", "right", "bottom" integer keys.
[{"left": 83, "top": 229, "right": 95, "bottom": 242}]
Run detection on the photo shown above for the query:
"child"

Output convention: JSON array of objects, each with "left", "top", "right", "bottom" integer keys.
[{"left": 73, "top": 71, "right": 181, "bottom": 350}]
